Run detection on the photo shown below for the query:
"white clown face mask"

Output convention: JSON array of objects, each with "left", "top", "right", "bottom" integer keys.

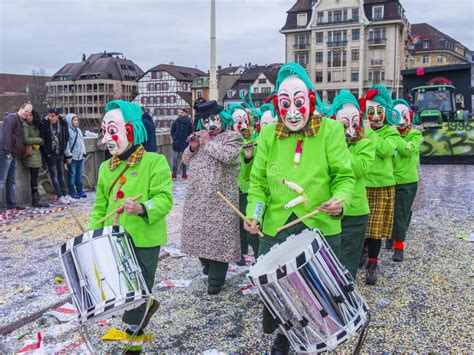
[
  {"left": 366, "top": 99, "right": 385, "bottom": 129},
  {"left": 100, "top": 108, "right": 130, "bottom": 156},
  {"left": 278, "top": 76, "right": 311, "bottom": 132},
  {"left": 232, "top": 108, "right": 250, "bottom": 134},
  {"left": 201, "top": 114, "right": 222, "bottom": 133},
  {"left": 336, "top": 103, "right": 360, "bottom": 140},
  {"left": 260, "top": 110, "right": 277, "bottom": 126},
  {"left": 394, "top": 103, "right": 411, "bottom": 127}
]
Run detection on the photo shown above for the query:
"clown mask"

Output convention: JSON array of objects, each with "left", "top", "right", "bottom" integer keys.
[
  {"left": 100, "top": 108, "right": 132, "bottom": 155},
  {"left": 232, "top": 108, "right": 252, "bottom": 137},
  {"left": 277, "top": 76, "right": 311, "bottom": 132},
  {"left": 366, "top": 99, "right": 385, "bottom": 129},
  {"left": 336, "top": 103, "right": 360, "bottom": 140},
  {"left": 394, "top": 103, "right": 411, "bottom": 128},
  {"left": 260, "top": 110, "right": 277, "bottom": 126},
  {"left": 201, "top": 114, "right": 222, "bottom": 133}
]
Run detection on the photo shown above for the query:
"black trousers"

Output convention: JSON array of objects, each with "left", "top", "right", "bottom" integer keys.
[
  {"left": 392, "top": 182, "right": 418, "bottom": 242},
  {"left": 239, "top": 191, "right": 260, "bottom": 255},
  {"left": 339, "top": 215, "right": 369, "bottom": 279},
  {"left": 199, "top": 258, "right": 228, "bottom": 287}
]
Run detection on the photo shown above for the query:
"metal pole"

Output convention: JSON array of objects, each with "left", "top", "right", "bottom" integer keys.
[
  {"left": 358, "top": 1, "right": 367, "bottom": 97},
  {"left": 209, "top": 0, "right": 218, "bottom": 101}
]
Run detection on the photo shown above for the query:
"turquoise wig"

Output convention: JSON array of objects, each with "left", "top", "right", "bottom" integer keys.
[
  {"left": 275, "top": 62, "right": 324, "bottom": 114},
  {"left": 393, "top": 98, "right": 410, "bottom": 108},
  {"left": 364, "top": 84, "right": 399, "bottom": 125},
  {"left": 240, "top": 87, "right": 262, "bottom": 121},
  {"left": 328, "top": 90, "right": 360, "bottom": 117},
  {"left": 196, "top": 107, "right": 234, "bottom": 131},
  {"left": 105, "top": 100, "right": 148, "bottom": 145},
  {"left": 258, "top": 103, "right": 275, "bottom": 118}
]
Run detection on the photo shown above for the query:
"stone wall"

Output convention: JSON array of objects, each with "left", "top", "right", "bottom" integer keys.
[{"left": 1, "top": 131, "right": 173, "bottom": 207}]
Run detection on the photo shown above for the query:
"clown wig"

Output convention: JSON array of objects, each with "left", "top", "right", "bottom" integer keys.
[{"left": 105, "top": 100, "right": 148, "bottom": 145}]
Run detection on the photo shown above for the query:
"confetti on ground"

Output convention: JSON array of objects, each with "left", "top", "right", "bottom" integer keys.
[
  {"left": 158, "top": 278, "right": 193, "bottom": 288},
  {"left": 239, "top": 284, "right": 258, "bottom": 296},
  {"left": 44, "top": 302, "right": 77, "bottom": 323}
]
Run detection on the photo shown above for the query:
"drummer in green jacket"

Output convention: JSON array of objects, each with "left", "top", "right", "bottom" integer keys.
[
  {"left": 88, "top": 100, "right": 173, "bottom": 353},
  {"left": 222, "top": 104, "right": 260, "bottom": 265},
  {"left": 358, "top": 84, "right": 400, "bottom": 285},
  {"left": 329, "top": 90, "right": 375, "bottom": 280},
  {"left": 390, "top": 99, "right": 422, "bottom": 262},
  {"left": 244, "top": 63, "right": 355, "bottom": 354}
]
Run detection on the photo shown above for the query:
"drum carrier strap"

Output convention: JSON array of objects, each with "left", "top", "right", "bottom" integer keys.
[{"left": 108, "top": 165, "right": 130, "bottom": 195}]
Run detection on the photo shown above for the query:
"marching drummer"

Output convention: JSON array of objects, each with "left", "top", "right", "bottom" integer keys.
[
  {"left": 88, "top": 100, "right": 173, "bottom": 353},
  {"left": 244, "top": 63, "right": 355, "bottom": 354}
]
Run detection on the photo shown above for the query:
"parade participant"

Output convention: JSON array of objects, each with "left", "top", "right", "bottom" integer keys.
[
  {"left": 358, "top": 84, "right": 400, "bottom": 285},
  {"left": 244, "top": 63, "right": 355, "bottom": 354},
  {"left": 258, "top": 103, "right": 277, "bottom": 127},
  {"left": 329, "top": 90, "right": 375, "bottom": 280},
  {"left": 390, "top": 98, "right": 422, "bottom": 261},
  {"left": 181, "top": 100, "right": 242, "bottom": 295},
  {"left": 88, "top": 100, "right": 173, "bottom": 353},
  {"left": 222, "top": 104, "right": 260, "bottom": 266}
]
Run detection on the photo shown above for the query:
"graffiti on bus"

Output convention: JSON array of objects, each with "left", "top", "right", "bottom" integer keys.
[{"left": 420, "top": 120, "right": 474, "bottom": 157}]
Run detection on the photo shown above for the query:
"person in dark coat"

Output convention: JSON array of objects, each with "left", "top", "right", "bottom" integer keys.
[
  {"left": 40, "top": 107, "right": 72, "bottom": 205},
  {"left": 0, "top": 102, "right": 32, "bottom": 210},
  {"left": 170, "top": 108, "right": 193, "bottom": 180},
  {"left": 141, "top": 107, "right": 156, "bottom": 152}
]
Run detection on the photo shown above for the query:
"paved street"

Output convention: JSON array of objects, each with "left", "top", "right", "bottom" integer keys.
[{"left": 0, "top": 164, "right": 472, "bottom": 353}]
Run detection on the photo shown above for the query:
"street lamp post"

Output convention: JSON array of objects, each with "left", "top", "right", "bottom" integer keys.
[{"left": 209, "top": 0, "right": 218, "bottom": 101}]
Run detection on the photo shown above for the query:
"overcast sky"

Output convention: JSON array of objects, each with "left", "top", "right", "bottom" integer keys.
[{"left": 0, "top": 0, "right": 472, "bottom": 76}]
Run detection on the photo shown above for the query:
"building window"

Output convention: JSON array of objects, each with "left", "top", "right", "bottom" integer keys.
[
  {"left": 142, "top": 96, "right": 147, "bottom": 104},
  {"left": 423, "top": 55, "right": 429, "bottom": 64},
  {"left": 294, "top": 52, "right": 309, "bottom": 66},
  {"left": 197, "top": 90, "right": 203, "bottom": 98},
  {"left": 182, "top": 82, "right": 188, "bottom": 91},
  {"left": 315, "top": 71, "right": 323, "bottom": 83},
  {"left": 423, "top": 40, "right": 430, "bottom": 49},
  {"left": 317, "top": 11, "right": 324, "bottom": 24},
  {"left": 156, "top": 96, "right": 161, "bottom": 104},
  {"left": 162, "top": 82, "right": 169, "bottom": 91},
  {"left": 352, "top": 8, "right": 359, "bottom": 21},
  {"left": 351, "top": 72, "right": 359, "bottom": 81},
  {"left": 438, "top": 54, "right": 444, "bottom": 63},
  {"left": 258, "top": 78, "right": 267, "bottom": 84},
  {"left": 154, "top": 83, "right": 161, "bottom": 91},
  {"left": 352, "top": 28, "right": 360, "bottom": 41},
  {"left": 297, "top": 13, "right": 307, "bottom": 27},
  {"left": 372, "top": 5, "right": 384, "bottom": 20},
  {"left": 295, "top": 34, "right": 309, "bottom": 49},
  {"left": 315, "top": 51, "right": 323, "bottom": 63},
  {"left": 351, "top": 49, "right": 359, "bottom": 61},
  {"left": 316, "top": 32, "right": 324, "bottom": 43},
  {"left": 254, "top": 87, "right": 259, "bottom": 93},
  {"left": 147, "top": 83, "right": 154, "bottom": 91},
  {"left": 333, "top": 10, "right": 342, "bottom": 22},
  {"left": 149, "top": 96, "right": 155, "bottom": 104},
  {"left": 169, "top": 96, "right": 176, "bottom": 104},
  {"left": 262, "top": 87, "right": 271, "bottom": 94},
  {"left": 327, "top": 71, "right": 332, "bottom": 82},
  {"left": 162, "top": 96, "right": 167, "bottom": 104},
  {"left": 154, "top": 108, "right": 160, "bottom": 115}
]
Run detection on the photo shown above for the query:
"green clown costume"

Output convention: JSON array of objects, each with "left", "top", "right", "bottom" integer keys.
[
  {"left": 88, "top": 100, "right": 173, "bottom": 352},
  {"left": 391, "top": 98, "right": 423, "bottom": 262},
  {"left": 245, "top": 63, "right": 355, "bottom": 345},
  {"left": 329, "top": 90, "right": 376, "bottom": 280}
]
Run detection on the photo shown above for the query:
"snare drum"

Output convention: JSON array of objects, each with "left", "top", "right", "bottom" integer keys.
[
  {"left": 59, "top": 226, "right": 150, "bottom": 324},
  {"left": 247, "top": 229, "right": 369, "bottom": 353}
]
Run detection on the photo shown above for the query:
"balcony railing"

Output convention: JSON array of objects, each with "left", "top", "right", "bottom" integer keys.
[
  {"left": 364, "top": 79, "right": 394, "bottom": 86},
  {"left": 370, "top": 59, "right": 384, "bottom": 66},
  {"left": 327, "top": 40, "right": 348, "bottom": 47},
  {"left": 368, "top": 38, "right": 387, "bottom": 45},
  {"left": 316, "top": 18, "right": 358, "bottom": 26},
  {"left": 293, "top": 43, "right": 310, "bottom": 50}
]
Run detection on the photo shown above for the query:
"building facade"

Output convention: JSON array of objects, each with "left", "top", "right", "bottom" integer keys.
[
  {"left": 281, "top": 0, "right": 412, "bottom": 101},
  {"left": 410, "top": 23, "right": 472, "bottom": 69},
  {"left": 46, "top": 52, "right": 143, "bottom": 130},
  {"left": 135, "top": 64, "right": 205, "bottom": 127}
]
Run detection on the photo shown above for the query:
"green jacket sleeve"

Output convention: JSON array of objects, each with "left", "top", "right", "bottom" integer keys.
[
  {"left": 326, "top": 121, "right": 356, "bottom": 206},
  {"left": 245, "top": 126, "right": 271, "bottom": 224},
  {"left": 87, "top": 162, "right": 109, "bottom": 229},
  {"left": 352, "top": 138, "right": 375, "bottom": 178},
  {"left": 22, "top": 123, "right": 43, "bottom": 145},
  {"left": 141, "top": 155, "right": 173, "bottom": 224},
  {"left": 397, "top": 129, "right": 422, "bottom": 157},
  {"left": 201, "top": 132, "right": 242, "bottom": 165},
  {"left": 366, "top": 127, "right": 399, "bottom": 158}
]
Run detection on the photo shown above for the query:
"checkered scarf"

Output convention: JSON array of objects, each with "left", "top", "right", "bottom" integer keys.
[
  {"left": 108, "top": 145, "right": 145, "bottom": 170},
  {"left": 275, "top": 115, "right": 322, "bottom": 139}
]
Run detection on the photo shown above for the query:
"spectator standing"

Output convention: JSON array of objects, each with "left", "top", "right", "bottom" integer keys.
[
  {"left": 40, "top": 107, "right": 72, "bottom": 205},
  {"left": 65, "top": 113, "right": 87, "bottom": 199},
  {"left": 170, "top": 108, "right": 193, "bottom": 180},
  {"left": 141, "top": 107, "right": 156, "bottom": 152},
  {"left": 22, "top": 110, "right": 50, "bottom": 208},
  {"left": 0, "top": 103, "right": 31, "bottom": 210}
]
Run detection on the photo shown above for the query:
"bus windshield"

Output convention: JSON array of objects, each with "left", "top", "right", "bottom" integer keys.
[{"left": 414, "top": 90, "right": 453, "bottom": 112}]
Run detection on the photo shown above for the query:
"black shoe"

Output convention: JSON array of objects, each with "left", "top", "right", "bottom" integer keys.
[
  {"left": 393, "top": 249, "right": 404, "bottom": 262},
  {"left": 385, "top": 239, "right": 394, "bottom": 249},
  {"left": 207, "top": 285, "right": 222, "bottom": 295},
  {"left": 271, "top": 333, "right": 290, "bottom": 355},
  {"left": 8, "top": 205, "right": 26, "bottom": 210},
  {"left": 359, "top": 246, "right": 368, "bottom": 268},
  {"left": 202, "top": 265, "right": 209, "bottom": 275},
  {"left": 236, "top": 256, "right": 246, "bottom": 266},
  {"left": 365, "top": 261, "right": 377, "bottom": 285},
  {"left": 33, "top": 200, "right": 50, "bottom": 208}
]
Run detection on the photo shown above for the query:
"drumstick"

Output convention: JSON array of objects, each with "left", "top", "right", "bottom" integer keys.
[
  {"left": 69, "top": 210, "right": 85, "bottom": 233},
  {"left": 217, "top": 191, "right": 264, "bottom": 237},
  {"left": 277, "top": 199, "right": 345, "bottom": 233},
  {"left": 95, "top": 194, "right": 143, "bottom": 225}
]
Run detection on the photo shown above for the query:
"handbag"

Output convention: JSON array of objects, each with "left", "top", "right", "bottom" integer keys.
[{"left": 22, "top": 145, "right": 34, "bottom": 157}]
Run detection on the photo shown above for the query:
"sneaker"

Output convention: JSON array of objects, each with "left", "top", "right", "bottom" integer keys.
[
  {"left": 365, "top": 261, "right": 377, "bottom": 285},
  {"left": 58, "top": 196, "right": 70, "bottom": 205},
  {"left": 79, "top": 192, "right": 87, "bottom": 198},
  {"left": 70, "top": 192, "right": 80, "bottom": 199},
  {"left": 271, "top": 333, "right": 290, "bottom": 355},
  {"left": 385, "top": 238, "right": 394, "bottom": 249},
  {"left": 172, "top": 173, "right": 177, "bottom": 180},
  {"left": 182, "top": 174, "right": 189, "bottom": 180},
  {"left": 393, "top": 249, "right": 404, "bottom": 262},
  {"left": 236, "top": 256, "right": 246, "bottom": 266}
]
